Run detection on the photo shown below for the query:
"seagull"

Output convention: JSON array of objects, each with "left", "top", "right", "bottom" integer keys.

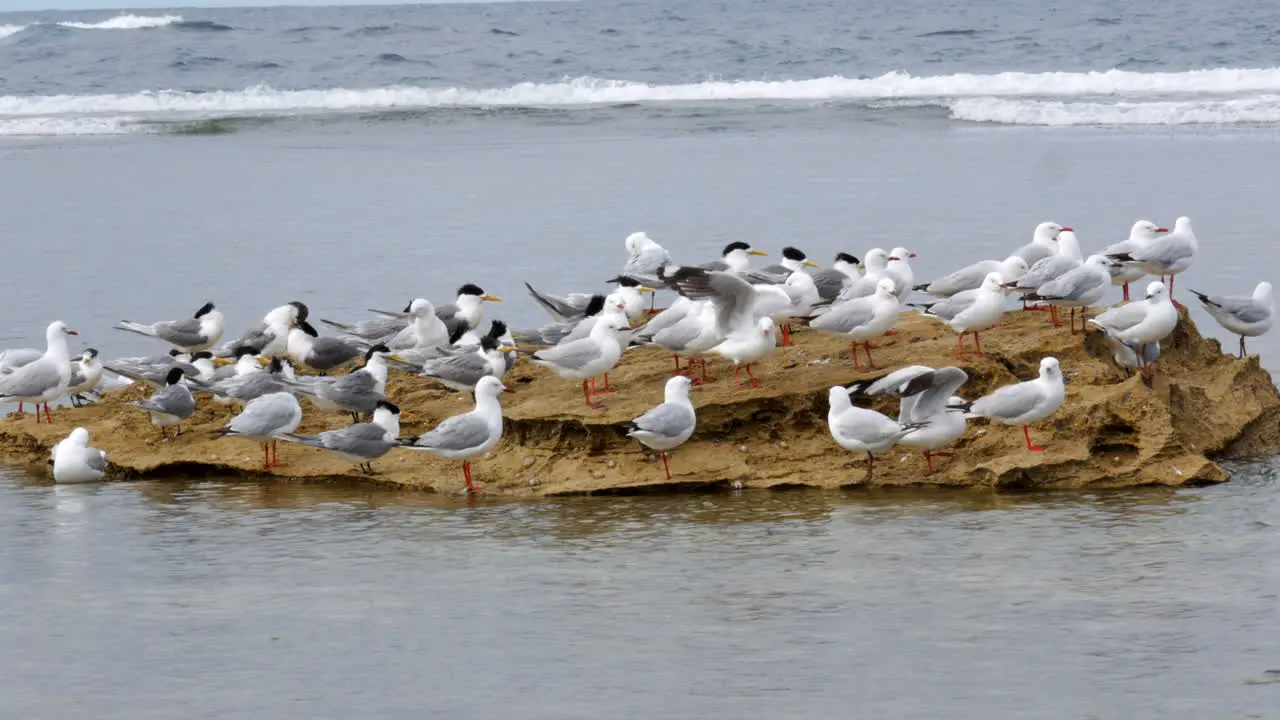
[
  {"left": 1190, "top": 281, "right": 1274, "bottom": 358},
  {"left": 51, "top": 427, "right": 108, "bottom": 484},
  {"left": 524, "top": 314, "right": 628, "bottom": 408},
  {"left": 434, "top": 284, "right": 503, "bottom": 339},
  {"left": 278, "top": 400, "right": 401, "bottom": 475},
  {"left": 648, "top": 300, "right": 721, "bottom": 384},
  {"left": 402, "top": 334, "right": 508, "bottom": 392},
  {"left": 1022, "top": 254, "right": 1115, "bottom": 333},
  {"left": 1100, "top": 220, "right": 1167, "bottom": 301},
  {"left": 622, "top": 231, "right": 674, "bottom": 283},
  {"left": 0, "top": 321, "right": 78, "bottom": 424},
  {"left": 1011, "top": 221, "right": 1069, "bottom": 268},
  {"left": 398, "top": 375, "right": 513, "bottom": 493},
  {"left": 810, "top": 252, "right": 861, "bottom": 303},
  {"left": 838, "top": 248, "right": 890, "bottom": 300},
  {"left": 950, "top": 357, "right": 1065, "bottom": 452},
  {"left": 698, "top": 241, "right": 769, "bottom": 273},
  {"left": 1095, "top": 325, "right": 1162, "bottom": 382},
  {"left": 810, "top": 277, "right": 900, "bottom": 369},
  {"left": 826, "top": 385, "right": 925, "bottom": 482},
  {"left": 287, "top": 319, "right": 364, "bottom": 373},
  {"left": 774, "top": 267, "right": 823, "bottom": 346},
  {"left": 914, "top": 255, "right": 1029, "bottom": 298},
  {"left": 66, "top": 349, "right": 103, "bottom": 407},
  {"left": 0, "top": 347, "right": 43, "bottom": 375},
  {"left": 668, "top": 266, "right": 778, "bottom": 389},
  {"left": 1006, "top": 229, "right": 1084, "bottom": 322},
  {"left": 211, "top": 391, "right": 303, "bottom": 468},
  {"left": 1088, "top": 281, "right": 1178, "bottom": 374},
  {"left": 545, "top": 295, "right": 634, "bottom": 393},
  {"left": 624, "top": 375, "right": 696, "bottom": 480},
  {"left": 216, "top": 301, "right": 306, "bottom": 358},
  {"left": 126, "top": 367, "right": 196, "bottom": 439},
  {"left": 895, "top": 366, "right": 970, "bottom": 475},
  {"left": 884, "top": 247, "right": 917, "bottom": 300},
  {"left": 914, "top": 273, "right": 1006, "bottom": 360},
  {"left": 1107, "top": 216, "right": 1198, "bottom": 306},
  {"left": 289, "top": 345, "right": 390, "bottom": 421},
  {"left": 115, "top": 301, "right": 224, "bottom": 353}
]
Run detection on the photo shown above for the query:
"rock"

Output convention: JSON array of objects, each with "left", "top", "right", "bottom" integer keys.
[{"left": 0, "top": 309, "right": 1275, "bottom": 497}]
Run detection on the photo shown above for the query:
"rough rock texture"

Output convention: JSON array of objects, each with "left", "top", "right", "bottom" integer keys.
[{"left": 3, "top": 306, "right": 1277, "bottom": 496}]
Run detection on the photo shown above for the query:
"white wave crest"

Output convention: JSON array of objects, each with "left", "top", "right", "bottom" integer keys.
[
  {"left": 950, "top": 96, "right": 1280, "bottom": 125},
  {"left": 4, "top": 68, "right": 1280, "bottom": 118},
  {"left": 58, "top": 14, "right": 181, "bottom": 31},
  {"left": 0, "top": 116, "right": 136, "bottom": 136},
  {"left": 0, "top": 24, "right": 25, "bottom": 39}
]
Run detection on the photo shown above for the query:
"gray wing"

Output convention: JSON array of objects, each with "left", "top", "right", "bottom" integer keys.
[
  {"left": 698, "top": 259, "right": 730, "bottom": 271},
  {"left": 320, "top": 423, "right": 394, "bottom": 457},
  {"left": 920, "top": 290, "right": 977, "bottom": 322},
  {"left": 1099, "top": 237, "right": 1140, "bottom": 256},
  {"left": 1017, "top": 256, "right": 1075, "bottom": 289},
  {"left": 137, "top": 384, "right": 196, "bottom": 418},
  {"left": 651, "top": 316, "right": 703, "bottom": 351},
  {"left": 230, "top": 393, "right": 301, "bottom": 435},
  {"left": 921, "top": 261, "right": 996, "bottom": 296},
  {"left": 669, "top": 270, "right": 756, "bottom": 336},
  {"left": 0, "top": 359, "right": 62, "bottom": 399},
  {"left": 421, "top": 352, "right": 488, "bottom": 385},
  {"left": 847, "top": 365, "right": 934, "bottom": 397},
  {"left": 634, "top": 301, "right": 691, "bottom": 342},
  {"left": 411, "top": 413, "right": 493, "bottom": 452},
  {"left": 1135, "top": 236, "right": 1194, "bottom": 266},
  {"left": 624, "top": 244, "right": 673, "bottom": 276},
  {"left": 86, "top": 449, "right": 108, "bottom": 473},
  {"left": 525, "top": 283, "right": 587, "bottom": 322},
  {"left": 513, "top": 319, "right": 577, "bottom": 346},
  {"left": 0, "top": 348, "right": 42, "bottom": 373},
  {"left": 970, "top": 382, "right": 1042, "bottom": 421},
  {"left": 67, "top": 363, "right": 87, "bottom": 388},
  {"left": 309, "top": 337, "right": 363, "bottom": 370},
  {"left": 434, "top": 304, "right": 471, "bottom": 339},
  {"left": 902, "top": 367, "right": 969, "bottom": 420},
  {"left": 630, "top": 402, "right": 695, "bottom": 439},
  {"left": 1030, "top": 265, "right": 1104, "bottom": 301},
  {"left": 1012, "top": 243, "right": 1053, "bottom": 266},
  {"left": 1091, "top": 301, "right": 1149, "bottom": 333},
  {"left": 810, "top": 296, "right": 877, "bottom": 333},
  {"left": 1200, "top": 295, "right": 1270, "bottom": 324},
  {"left": 834, "top": 407, "right": 904, "bottom": 445},
  {"left": 321, "top": 314, "right": 406, "bottom": 341},
  {"left": 810, "top": 268, "right": 851, "bottom": 301},
  {"left": 151, "top": 317, "right": 207, "bottom": 348},
  {"left": 532, "top": 337, "right": 603, "bottom": 371},
  {"left": 220, "top": 322, "right": 272, "bottom": 356}
]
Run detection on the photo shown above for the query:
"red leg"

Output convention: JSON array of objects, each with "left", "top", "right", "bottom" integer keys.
[
  {"left": 883, "top": 329, "right": 899, "bottom": 336},
  {"left": 861, "top": 342, "right": 881, "bottom": 370},
  {"left": 43, "top": 403, "right": 52, "bottom": 424},
  {"left": 850, "top": 342, "right": 862, "bottom": 369},
  {"left": 1169, "top": 275, "right": 1184, "bottom": 308},
  {"left": 956, "top": 332, "right": 970, "bottom": 361},
  {"left": 1240, "top": 335, "right": 1247, "bottom": 358},
  {"left": 673, "top": 354, "right": 683, "bottom": 373},
  {"left": 1023, "top": 425, "right": 1046, "bottom": 452},
  {"left": 781, "top": 324, "right": 792, "bottom": 347},
  {"left": 700, "top": 359, "right": 716, "bottom": 383},
  {"left": 1122, "top": 283, "right": 1130, "bottom": 302},
  {"left": 595, "top": 373, "right": 617, "bottom": 393},
  {"left": 463, "top": 460, "right": 477, "bottom": 492},
  {"left": 17, "top": 402, "right": 23, "bottom": 414},
  {"left": 745, "top": 364, "right": 764, "bottom": 388},
  {"left": 972, "top": 331, "right": 985, "bottom": 356},
  {"left": 923, "top": 451, "right": 936, "bottom": 476},
  {"left": 661, "top": 451, "right": 672, "bottom": 480},
  {"left": 582, "top": 380, "right": 603, "bottom": 408}
]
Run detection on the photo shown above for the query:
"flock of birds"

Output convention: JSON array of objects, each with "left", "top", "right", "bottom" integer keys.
[{"left": 2, "top": 217, "right": 1275, "bottom": 490}]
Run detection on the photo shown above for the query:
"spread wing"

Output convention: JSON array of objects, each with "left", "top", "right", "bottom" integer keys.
[{"left": 669, "top": 268, "right": 757, "bottom": 336}]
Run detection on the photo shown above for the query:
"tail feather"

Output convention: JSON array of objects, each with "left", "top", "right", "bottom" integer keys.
[
  {"left": 319, "top": 318, "right": 354, "bottom": 332},
  {"left": 524, "top": 282, "right": 574, "bottom": 322},
  {"left": 277, "top": 433, "right": 324, "bottom": 449},
  {"left": 113, "top": 321, "right": 157, "bottom": 338},
  {"left": 912, "top": 283, "right": 931, "bottom": 292}
]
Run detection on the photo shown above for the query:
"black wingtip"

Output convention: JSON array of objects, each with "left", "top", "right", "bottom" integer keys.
[{"left": 1108, "top": 252, "right": 1135, "bottom": 263}]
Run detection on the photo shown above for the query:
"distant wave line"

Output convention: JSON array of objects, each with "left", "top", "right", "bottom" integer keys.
[{"left": 0, "top": 14, "right": 183, "bottom": 37}]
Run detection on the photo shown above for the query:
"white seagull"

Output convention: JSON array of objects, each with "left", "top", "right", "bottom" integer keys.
[
  {"left": 1022, "top": 254, "right": 1115, "bottom": 333},
  {"left": 826, "top": 385, "right": 924, "bottom": 482},
  {"left": 1107, "top": 216, "right": 1198, "bottom": 305},
  {"left": 115, "top": 301, "right": 225, "bottom": 353},
  {"left": 1190, "top": 281, "right": 1274, "bottom": 358},
  {"left": 50, "top": 427, "right": 108, "bottom": 484},
  {"left": 1100, "top": 220, "right": 1167, "bottom": 301},
  {"left": 624, "top": 375, "right": 697, "bottom": 480},
  {"left": 668, "top": 267, "right": 778, "bottom": 389},
  {"left": 914, "top": 255, "right": 1029, "bottom": 298},
  {"left": 1088, "top": 281, "right": 1179, "bottom": 375},
  {"left": 0, "top": 320, "right": 78, "bottom": 424},
  {"left": 399, "top": 375, "right": 513, "bottom": 493},
  {"left": 952, "top": 357, "right": 1065, "bottom": 452},
  {"left": 212, "top": 391, "right": 304, "bottom": 469},
  {"left": 810, "top": 277, "right": 900, "bottom": 369},
  {"left": 915, "top": 273, "right": 1006, "bottom": 360},
  {"left": 1011, "top": 221, "right": 1070, "bottom": 268}
]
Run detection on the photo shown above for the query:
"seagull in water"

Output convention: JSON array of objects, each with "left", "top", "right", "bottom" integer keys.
[
  {"left": 1189, "top": 281, "right": 1274, "bottom": 358},
  {"left": 950, "top": 357, "right": 1065, "bottom": 452},
  {"left": 1107, "top": 216, "right": 1198, "bottom": 306},
  {"left": 826, "top": 385, "right": 925, "bottom": 483},
  {"left": 1100, "top": 220, "right": 1167, "bottom": 302},
  {"left": 0, "top": 320, "right": 78, "bottom": 424},
  {"left": 50, "top": 427, "right": 108, "bottom": 484},
  {"left": 126, "top": 367, "right": 197, "bottom": 439},
  {"left": 279, "top": 400, "right": 401, "bottom": 475},
  {"left": 212, "top": 391, "right": 303, "bottom": 469},
  {"left": 399, "top": 375, "right": 513, "bottom": 493},
  {"left": 115, "top": 301, "right": 225, "bottom": 353},
  {"left": 624, "top": 375, "right": 696, "bottom": 480}
]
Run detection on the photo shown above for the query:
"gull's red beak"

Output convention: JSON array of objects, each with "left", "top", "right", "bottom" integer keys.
[
  {"left": 502, "top": 387, "right": 516, "bottom": 394},
  {"left": 888, "top": 256, "right": 901, "bottom": 261},
  {"left": 1059, "top": 226, "right": 1074, "bottom": 233},
  {"left": 1156, "top": 227, "right": 1169, "bottom": 233},
  {"left": 66, "top": 329, "right": 79, "bottom": 335},
  {"left": 909, "top": 252, "right": 918, "bottom": 258}
]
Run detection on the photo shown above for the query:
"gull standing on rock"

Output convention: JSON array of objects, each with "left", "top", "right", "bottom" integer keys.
[
  {"left": 624, "top": 375, "right": 696, "bottom": 480},
  {"left": 1006, "top": 229, "right": 1084, "bottom": 322},
  {"left": 668, "top": 267, "right": 778, "bottom": 389},
  {"left": 399, "top": 376, "right": 513, "bottom": 493},
  {"left": 0, "top": 321, "right": 78, "bottom": 424},
  {"left": 896, "top": 366, "right": 970, "bottom": 475},
  {"left": 212, "top": 391, "right": 303, "bottom": 468},
  {"left": 775, "top": 267, "right": 822, "bottom": 346},
  {"left": 1088, "top": 281, "right": 1179, "bottom": 376},
  {"left": 1100, "top": 220, "right": 1167, "bottom": 301},
  {"left": 649, "top": 300, "right": 721, "bottom": 384},
  {"left": 622, "top": 231, "right": 674, "bottom": 285},
  {"left": 525, "top": 314, "right": 629, "bottom": 408},
  {"left": 951, "top": 357, "right": 1065, "bottom": 452},
  {"left": 914, "top": 255, "right": 1029, "bottom": 298},
  {"left": 810, "top": 277, "right": 900, "bottom": 369},
  {"left": 915, "top": 273, "right": 1006, "bottom": 360},
  {"left": 1107, "top": 216, "right": 1198, "bottom": 306},
  {"left": 279, "top": 400, "right": 401, "bottom": 475},
  {"left": 827, "top": 386, "right": 925, "bottom": 483},
  {"left": 1190, "top": 281, "right": 1274, "bottom": 358},
  {"left": 1096, "top": 325, "right": 1162, "bottom": 383},
  {"left": 1011, "top": 222, "right": 1070, "bottom": 268},
  {"left": 126, "top": 367, "right": 197, "bottom": 439},
  {"left": 1022, "top": 254, "right": 1115, "bottom": 333},
  {"left": 884, "top": 247, "right": 917, "bottom": 300},
  {"left": 289, "top": 345, "right": 390, "bottom": 421},
  {"left": 115, "top": 301, "right": 224, "bottom": 353},
  {"left": 51, "top": 427, "right": 108, "bottom": 484}
]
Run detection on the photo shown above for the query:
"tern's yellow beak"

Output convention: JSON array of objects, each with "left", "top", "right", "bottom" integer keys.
[
  {"left": 803, "top": 260, "right": 821, "bottom": 268},
  {"left": 639, "top": 286, "right": 657, "bottom": 294},
  {"left": 747, "top": 249, "right": 769, "bottom": 256},
  {"left": 858, "top": 262, "right": 866, "bottom": 270},
  {"left": 388, "top": 354, "right": 407, "bottom": 363},
  {"left": 256, "top": 356, "right": 272, "bottom": 366},
  {"left": 482, "top": 295, "right": 503, "bottom": 303},
  {"left": 212, "top": 357, "right": 234, "bottom": 367},
  {"left": 497, "top": 346, "right": 516, "bottom": 354}
]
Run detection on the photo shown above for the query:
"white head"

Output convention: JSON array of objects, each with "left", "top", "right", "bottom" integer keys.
[
  {"left": 624, "top": 231, "right": 652, "bottom": 255},
  {"left": 408, "top": 298, "right": 435, "bottom": 317},
  {"left": 979, "top": 272, "right": 1005, "bottom": 293},
  {"left": 46, "top": 320, "right": 78, "bottom": 348},
  {"left": 875, "top": 277, "right": 898, "bottom": 299},
  {"left": 1033, "top": 222, "right": 1067, "bottom": 244},
  {"left": 999, "top": 256, "right": 1030, "bottom": 282},
  {"left": 1038, "top": 356, "right": 1061, "bottom": 380},
  {"left": 756, "top": 315, "right": 776, "bottom": 340},
  {"left": 1084, "top": 254, "right": 1112, "bottom": 268},
  {"left": 590, "top": 312, "right": 631, "bottom": 338},
  {"left": 862, "top": 248, "right": 890, "bottom": 272},
  {"left": 1144, "top": 281, "right": 1169, "bottom": 302},
  {"left": 66, "top": 426, "right": 91, "bottom": 448},
  {"left": 663, "top": 375, "right": 694, "bottom": 404},
  {"left": 827, "top": 385, "right": 853, "bottom": 412},
  {"left": 474, "top": 374, "right": 513, "bottom": 401},
  {"left": 264, "top": 302, "right": 300, "bottom": 328},
  {"left": 1129, "top": 219, "right": 1167, "bottom": 240},
  {"left": 1055, "top": 230, "right": 1083, "bottom": 259},
  {"left": 887, "top": 247, "right": 917, "bottom": 264},
  {"left": 1255, "top": 281, "right": 1273, "bottom": 303}
]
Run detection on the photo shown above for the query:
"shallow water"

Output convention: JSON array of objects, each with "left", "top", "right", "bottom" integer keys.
[{"left": 3, "top": 467, "right": 1278, "bottom": 718}]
